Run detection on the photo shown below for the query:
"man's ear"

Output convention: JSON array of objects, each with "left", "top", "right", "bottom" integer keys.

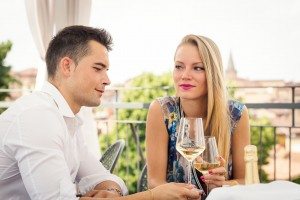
[{"left": 58, "top": 57, "right": 74, "bottom": 77}]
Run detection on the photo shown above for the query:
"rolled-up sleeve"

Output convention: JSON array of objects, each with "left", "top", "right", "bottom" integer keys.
[{"left": 75, "top": 138, "right": 128, "bottom": 195}]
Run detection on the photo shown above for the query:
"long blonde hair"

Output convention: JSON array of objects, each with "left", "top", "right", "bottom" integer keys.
[{"left": 177, "top": 35, "right": 231, "bottom": 164}]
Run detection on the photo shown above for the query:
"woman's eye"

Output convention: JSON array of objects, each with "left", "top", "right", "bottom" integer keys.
[
  {"left": 194, "top": 66, "right": 204, "bottom": 71},
  {"left": 175, "top": 65, "right": 182, "bottom": 69}
]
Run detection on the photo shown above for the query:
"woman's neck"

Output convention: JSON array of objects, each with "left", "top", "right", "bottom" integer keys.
[{"left": 180, "top": 97, "right": 207, "bottom": 118}]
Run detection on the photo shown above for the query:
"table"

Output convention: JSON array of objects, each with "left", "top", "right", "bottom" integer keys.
[{"left": 206, "top": 180, "right": 300, "bottom": 200}]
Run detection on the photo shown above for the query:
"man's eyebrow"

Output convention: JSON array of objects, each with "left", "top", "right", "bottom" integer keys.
[{"left": 94, "top": 62, "right": 107, "bottom": 68}]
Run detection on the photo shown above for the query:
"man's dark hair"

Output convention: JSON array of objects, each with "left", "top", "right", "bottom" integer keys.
[{"left": 45, "top": 25, "right": 113, "bottom": 78}]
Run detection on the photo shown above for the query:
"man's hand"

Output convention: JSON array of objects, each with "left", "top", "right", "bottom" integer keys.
[{"left": 83, "top": 189, "right": 121, "bottom": 198}]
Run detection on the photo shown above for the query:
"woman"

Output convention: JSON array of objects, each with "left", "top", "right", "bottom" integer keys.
[{"left": 146, "top": 34, "right": 250, "bottom": 192}]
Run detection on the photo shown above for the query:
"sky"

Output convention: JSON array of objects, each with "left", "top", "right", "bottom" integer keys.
[{"left": 0, "top": 0, "right": 300, "bottom": 85}]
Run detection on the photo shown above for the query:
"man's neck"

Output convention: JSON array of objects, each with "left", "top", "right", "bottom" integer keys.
[{"left": 48, "top": 79, "right": 80, "bottom": 114}]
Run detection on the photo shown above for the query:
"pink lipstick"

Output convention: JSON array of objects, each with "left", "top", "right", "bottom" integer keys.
[{"left": 179, "top": 84, "right": 195, "bottom": 90}]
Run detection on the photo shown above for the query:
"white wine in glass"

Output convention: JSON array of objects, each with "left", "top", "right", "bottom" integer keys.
[
  {"left": 176, "top": 117, "right": 205, "bottom": 184},
  {"left": 194, "top": 162, "right": 221, "bottom": 175},
  {"left": 176, "top": 145, "right": 205, "bottom": 162},
  {"left": 194, "top": 136, "right": 220, "bottom": 175}
]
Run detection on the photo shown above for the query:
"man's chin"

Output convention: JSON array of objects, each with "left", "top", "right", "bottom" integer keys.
[{"left": 85, "top": 100, "right": 101, "bottom": 107}]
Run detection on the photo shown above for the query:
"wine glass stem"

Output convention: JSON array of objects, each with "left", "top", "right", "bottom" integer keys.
[{"left": 188, "top": 161, "right": 192, "bottom": 184}]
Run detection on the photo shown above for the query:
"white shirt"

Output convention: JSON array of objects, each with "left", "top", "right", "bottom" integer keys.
[{"left": 0, "top": 82, "right": 127, "bottom": 200}]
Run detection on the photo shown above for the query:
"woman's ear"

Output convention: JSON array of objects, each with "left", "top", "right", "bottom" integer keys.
[{"left": 58, "top": 57, "right": 74, "bottom": 77}]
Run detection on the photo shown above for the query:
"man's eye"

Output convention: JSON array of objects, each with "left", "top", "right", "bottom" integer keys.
[
  {"left": 175, "top": 65, "right": 182, "bottom": 69},
  {"left": 93, "top": 67, "right": 102, "bottom": 71}
]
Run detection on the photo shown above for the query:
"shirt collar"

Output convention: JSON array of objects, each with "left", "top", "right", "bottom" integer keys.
[{"left": 41, "top": 81, "right": 76, "bottom": 118}]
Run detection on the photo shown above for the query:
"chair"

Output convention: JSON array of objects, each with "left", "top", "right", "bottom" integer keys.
[
  {"left": 137, "top": 164, "right": 148, "bottom": 192},
  {"left": 100, "top": 139, "right": 125, "bottom": 173}
]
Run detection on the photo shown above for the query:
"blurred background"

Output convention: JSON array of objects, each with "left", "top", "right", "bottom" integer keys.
[{"left": 0, "top": 0, "right": 299, "bottom": 193}]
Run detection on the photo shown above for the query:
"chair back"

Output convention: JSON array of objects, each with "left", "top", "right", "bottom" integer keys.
[
  {"left": 100, "top": 139, "right": 125, "bottom": 173},
  {"left": 137, "top": 164, "right": 148, "bottom": 192}
]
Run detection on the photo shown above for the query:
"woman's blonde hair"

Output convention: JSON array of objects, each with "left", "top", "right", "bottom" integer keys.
[{"left": 177, "top": 35, "right": 231, "bottom": 164}]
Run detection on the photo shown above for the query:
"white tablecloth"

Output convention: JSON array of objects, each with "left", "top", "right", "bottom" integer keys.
[{"left": 206, "top": 180, "right": 300, "bottom": 200}]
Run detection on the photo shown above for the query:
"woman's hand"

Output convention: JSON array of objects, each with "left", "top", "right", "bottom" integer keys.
[
  {"left": 152, "top": 182, "right": 202, "bottom": 200},
  {"left": 201, "top": 156, "right": 227, "bottom": 190}
]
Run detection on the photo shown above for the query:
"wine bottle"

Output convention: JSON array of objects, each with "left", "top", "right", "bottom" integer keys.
[{"left": 244, "top": 145, "right": 260, "bottom": 184}]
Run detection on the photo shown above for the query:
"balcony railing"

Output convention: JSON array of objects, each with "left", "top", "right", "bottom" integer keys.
[
  {"left": 97, "top": 85, "right": 300, "bottom": 187},
  {"left": 1, "top": 85, "right": 300, "bottom": 190}
]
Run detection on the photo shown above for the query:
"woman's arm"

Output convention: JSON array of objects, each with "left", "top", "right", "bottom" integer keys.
[
  {"left": 202, "top": 106, "right": 250, "bottom": 188},
  {"left": 231, "top": 106, "right": 251, "bottom": 184},
  {"left": 146, "top": 100, "right": 169, "bottom": 188}
]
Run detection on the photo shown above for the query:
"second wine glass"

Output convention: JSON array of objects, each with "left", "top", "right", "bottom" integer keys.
[
  {"left": 176, "top": 117, "right": 205, "bottom": 184},
  {"left": 194, "top": 136, "right": 220, "bottom": 175},
  {"left": 194, "top": 136, "right": 220, "bottom": 194}
]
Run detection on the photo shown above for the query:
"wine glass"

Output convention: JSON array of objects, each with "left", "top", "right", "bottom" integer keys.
[
  {"left": 194, "top": 136, "right": 220, "bottom": 194},
  {"left": 176, "top": 117, "right": 205, "bottom": 184},
  {"left": 194, "top": 136, "right": 220, "bottom": 175}
]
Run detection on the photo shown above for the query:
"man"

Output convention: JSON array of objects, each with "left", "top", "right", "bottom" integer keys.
[{"left": 0, "top": 25, "right": 201, "bottom": 200}]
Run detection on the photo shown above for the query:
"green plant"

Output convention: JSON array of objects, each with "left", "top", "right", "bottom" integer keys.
[
  {"left": 292, "top": 176, "right": 300, "bottom": 184},
  {"left": 250, "top": 119, "right": 275, "bottom": 182},
  {"left": 0, "top": 40, "right": 20, "bottom": 113}
]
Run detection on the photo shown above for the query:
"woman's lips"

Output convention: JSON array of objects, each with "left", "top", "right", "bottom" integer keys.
[{"left": 179, "top": 84, "right": 195, "bottom": 90}]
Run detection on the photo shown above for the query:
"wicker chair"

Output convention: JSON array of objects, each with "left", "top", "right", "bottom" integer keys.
[
  {"left": 100, "top": 139, "right": 125, "bottom": 173},
  {"left": 137, "top": 164, "right": 148, "bottom": 192}
]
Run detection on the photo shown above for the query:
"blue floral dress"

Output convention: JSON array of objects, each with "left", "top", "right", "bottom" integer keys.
[{"left": 157, "top": 96, "right": 245, "bottom": 184}]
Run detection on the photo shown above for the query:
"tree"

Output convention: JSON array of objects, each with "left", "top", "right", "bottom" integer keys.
[
  {"left": 0, "top": 40, "right": 19, "bottom": 113},
  {"left": 100, "top": 72, "right": 174, "bottom": 193}
]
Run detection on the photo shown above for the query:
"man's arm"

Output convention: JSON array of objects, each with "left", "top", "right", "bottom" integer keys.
[
  {"left": 81, "top": 180, "right": 123, "bottom": 198},
  {"left": 80, "top": 183, "right": 202, "bottom": 200},
  {"left": 94, "top": 180, "right": 123, "bottom": 196},
  {"left": 75, "top": 131, "right": 127, "bottom": 196}
]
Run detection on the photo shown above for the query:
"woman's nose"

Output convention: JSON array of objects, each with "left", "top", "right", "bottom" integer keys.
[{"left": 181, "top": 69, "right": 192, "bottom": 79}]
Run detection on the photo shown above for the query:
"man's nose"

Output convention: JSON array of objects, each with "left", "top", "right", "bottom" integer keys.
[{"left": 103, "top": 72, "right": 111, "bottom": 86}]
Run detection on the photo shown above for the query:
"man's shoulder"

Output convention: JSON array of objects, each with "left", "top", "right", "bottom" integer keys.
[{"left": 1, "top": 91, "right": 59, "bottom": 118}]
